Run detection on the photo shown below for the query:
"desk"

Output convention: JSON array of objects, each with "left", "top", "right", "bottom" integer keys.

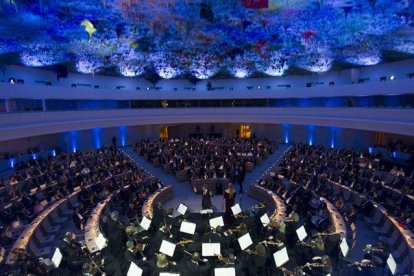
[
  {"left": 320, "top": 197, "right": 347, "bottom": 239},
  {"left": 191, "top": 178, "right": 230, "bottom": 193},
  {"left": 5, "top": 191, "right": 78, "bottom": 264},
  {"left": 84, "top": 197, "right": 112, "bottom": 253},
  {"left": 248, "top": 185, "right": 286, "bottom": 222},
  {"left": 142, "top": 186, "right": 174, "bottom": 219},
  {"left": 328, "top": 180, "right": 414, "bottom": 274}
]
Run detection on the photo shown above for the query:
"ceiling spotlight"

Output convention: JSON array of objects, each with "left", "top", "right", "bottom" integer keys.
[
  {"left": 389, "top": 75, "right": 395, "bottom": 81},
  {"left": 8, "top": 78, "right": 16, "bottom": 84}
]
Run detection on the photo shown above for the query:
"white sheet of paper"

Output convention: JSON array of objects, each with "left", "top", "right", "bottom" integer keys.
[
  {"left": 159, "top": 240, "right": 176, "bottom": 257},
  {"left": 202, "top": 243, "right": 221, "bottom": 257},
  {"left": 214, "top": 267, "right": 236, "bottom": 276},
  {"left": 140, "top": 216, "right": 152, "bottom": 231},
  {"left": 160, "top": 273, "right": 180, "bottom": 276},
  {"left": 177, "top": 203, "right": 188, "bottom": 216},
  {"left": 296, "top": 226, "right": 307, "bottom": 242},
  {"left": 209, "top": 216, "right": 224, "bottom": 228},
  {"left": 340, "top": 238, "right": 349, "bottom": 257},
  {"left": 260, "top": 213, "right": 270, "bottom": 226},
  {"left": 95, "top": 233, "right": 107, "bottom": 250},
  {"left": 200, "top": 209, "right": 213, "bottom": 214},
  {"left": 387, "top": 253, "right": 397, "bottom": 275},
  {"left": 180, "top": 221, "right": 196, "bottom": 235},
  {"left": 231, "top": 204, "right": 242, "bottom": 215},
  {"left": 51, "top": 248, "right": 62, "bottom": 268},
  {"left": 238, "top": 233, "right": 253, "bottom": 250},
  {"left": 273, "top": 247, "right": 289, "bottom": 267},
  {"left": 127, "top": 262, "right": 143, "bottom": 276}
]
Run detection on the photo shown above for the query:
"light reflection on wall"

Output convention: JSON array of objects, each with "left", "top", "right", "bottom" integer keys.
[
  {"left": 329, "top": 127, "right": 337, "bottom": 148},
  {"left": 308, "top": 125, "right": 315, "bottom": 145},
  {"left": 69, "top": 131, "right": 78, "bottom": 153},
  {"left": 282, "top": 124, "right": 290, "bottom": 143},
  {"left": 119, "top": 126, "right": 127, "bottom": 146},
  {"left": 93, "top": 128, "right": 102, "bottom": 149}
]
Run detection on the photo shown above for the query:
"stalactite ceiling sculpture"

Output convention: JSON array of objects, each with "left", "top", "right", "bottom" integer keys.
[{"left": 0, "top": 0, "right": 413, "bottom": 78}]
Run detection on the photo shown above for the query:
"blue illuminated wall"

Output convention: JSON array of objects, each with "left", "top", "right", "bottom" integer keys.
[{"left": 92, "top": 128, "right": 102, "bottom": 149}]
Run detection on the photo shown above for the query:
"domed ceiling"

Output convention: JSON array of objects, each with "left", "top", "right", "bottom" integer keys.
[{"left": 0, "top": 0, "right": 413, "bottom": 79}]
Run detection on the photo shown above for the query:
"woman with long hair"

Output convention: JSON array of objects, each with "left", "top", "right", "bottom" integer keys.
[{"left": 223, "top": 183, "right": 237, "bottom": 226}]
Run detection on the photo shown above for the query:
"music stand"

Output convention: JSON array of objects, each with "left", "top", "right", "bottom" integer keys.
[
  {"left": 296, "top": 225, "right": 307, "bottom": 242},
  {"left": 179, "top": 221, "right": 196, "bottom": 235},
  {"left": 273, "top": 247, "right": 289, "bottom": 267},
  {"left": 159, "top": 240, "right": 176, "bottom": 257},
  {"left": 209, "top": 216, "right": 224, "bottom": 229},
  {"left": 260, "top": 213, "right": 270, "bottom": 227},
  {"left": 140, "top": 216, "right": 152, "bottom": 231},
  {"left": 95, "top": 233, "right": 107, "bottom": 251},
  {"left": 51, "top": 248, "right": 62, "bottom": 268},
  {"left": 238, "top": 233, "right": 253, "bottom": 250},
  {"left": 127, "top": 262, "right": 143, "bottom": 276},
  {"left": 387, "top": 253, "right": 397, "bottom": 275},
  {"left": 202, "top": 243, "right": 221, "bottom": 257},
  {"left": 231, "top": 204, "right": 242, "bottom": 216},
  {"left": 177, "top": 203, "right": 188, "bottom": 216},
  {"left": 215, "top": 267, "right": 236, "bottom": 276}
]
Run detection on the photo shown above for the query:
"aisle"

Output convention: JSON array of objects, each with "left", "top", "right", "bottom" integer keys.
[{"left": 120, "top": 144, "right": 290, "bottom": 215}]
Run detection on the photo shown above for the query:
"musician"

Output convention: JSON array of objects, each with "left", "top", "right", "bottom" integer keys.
[
  {"left": 247, "top": 244, "right": 268, "bottom": 275},
  {"left": 152, "top": 202, "right": 166, "bottom": 230},
  {"left": 124, "top": 240, "right": 149, "bottom": 275},
  {"left": 101, "top": 255, "right": 123, "bottom": 276},
  {"left": 106, "top": 211, "right": 125, "bottom": 256},
  {"left": 201, "top": 185, "right": 213, "bottom": 210},
  {"left": 184, "top": 252, "right": 211, "bottom": 275},
  {"left": 217, "top": 252, "right": 245, "bottom": 276},
  {"left": 73, "top": 206, "right": 85, "bottom": 230},
  {"left": 148, "top": 253, "right": 178, "bottom": 276},
  {"left": 59, "top": 232, "right": 85, "bottom": 272},
  {"left": 302, "top": 255, "right": 333, "bottom": 276},
  {"left": 223, "top": 183, "right": 237, "bottom": 226}
]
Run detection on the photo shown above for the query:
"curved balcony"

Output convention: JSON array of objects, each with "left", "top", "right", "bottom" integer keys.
[{"left": 0, "top": 107, "right": 413, "bottom": 142}]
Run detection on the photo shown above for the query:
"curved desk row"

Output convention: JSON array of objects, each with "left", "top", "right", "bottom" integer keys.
[
  {"left": 84, "top": 196, "right": 112, "bottom": 253},
  {"left": 328, "top": 179, "right": 414, "bottom": 275},
  {"left": 320, "top": 197, "right": 347, "bottom": 239},
  {"left": 248, "top": 184, "right": 286, "bottom": 222},
  {"left": 5, "top": 190, "right": 78, "bottom": 264},
  {"left": 191, "top": 178, "right": 230, "bottom": 194},
  {"left": 5, "top": 171, "right": 134, "bottom": 264},
  {"left": 142, "top": 186, "right": 174, "bottom": 219}
]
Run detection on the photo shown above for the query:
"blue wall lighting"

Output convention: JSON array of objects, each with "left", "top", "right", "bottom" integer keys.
[{"left": 93, "top": 128, "right": 102, "bottom": 149}]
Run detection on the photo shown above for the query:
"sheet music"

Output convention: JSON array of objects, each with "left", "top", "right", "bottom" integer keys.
[
  {"left": 231, "top": 204, "right": 242, "bottom": 215},
  {"left": 159, "top": 240, "right": 176, "bottom": 257},
  {"left": 209, "top": 216, "right": 224, "bottom": 228},
  {"left": 340, "top": 238, "right": 349, "bottom": 257},
  {"left": 387, "top": 253, "right": 397, "bottom": 275},
  {"left": 180, "top": 221, "right": 196, "bottom": 235},
  {"left": 202, "top": 243, "right": 221, "bottom": 257},
  {"left": 95, "top": 233, "right": 107, "bottom": 250},
  {"left": 127, "top": 262, "right": 143, "bottom": 276},
  {"left": 273, "top": 247, "right": 289, "bottom": 267},
  {"left": 260, "top": 213, "right": 270, "bottom": 226},
  {"left": 214, "top": 267, "right": 236, "bottom": 276},
  {"left": 177, "top": 203, "right": 188, "bottom": 216},
  {"left": 238, "top": 233, "right": 253, "bottom": 250},
  {"left": 140, "top": 216, "right": 152, "bottom": 231},
  {"left": 296, "top": 225, "right": 307, "bottom": 242},
  {"left": 51, "top": 248, "right": 62, "bottom": 268}
]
